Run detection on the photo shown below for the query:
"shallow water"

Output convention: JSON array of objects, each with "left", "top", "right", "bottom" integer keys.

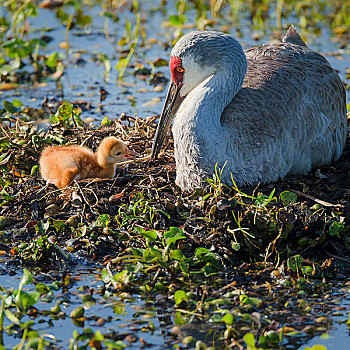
[
  {"left": 1, "top": 1, "right": 349, "bottom": 122},
  {"left": 0, "top": 269, "right": 169, "bottom": 349},
  {"left": 301, "top": 293, "right": 350, "bottom": 349}
]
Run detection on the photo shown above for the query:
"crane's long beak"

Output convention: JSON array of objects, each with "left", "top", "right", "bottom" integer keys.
[{"left": 151, "top": 81, "right": 185, "bottom": 159}]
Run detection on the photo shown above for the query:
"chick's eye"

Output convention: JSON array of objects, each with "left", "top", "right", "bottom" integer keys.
[
  {"left": 176, "top": 67, "right": 184, "bottom": 73},
  {"left": 116, "top": 151, "right": 121, "bottom": 155}
]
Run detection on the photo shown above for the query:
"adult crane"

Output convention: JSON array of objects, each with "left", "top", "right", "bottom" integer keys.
[{"left": 152, "top": 27, "right": 347, "bottom": 191}]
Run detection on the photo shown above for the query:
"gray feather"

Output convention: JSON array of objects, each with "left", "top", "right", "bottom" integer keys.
[{"left": 166, "top": 28, "right": 347, "bottom": 191}]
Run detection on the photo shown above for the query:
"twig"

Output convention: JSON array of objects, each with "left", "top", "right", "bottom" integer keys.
[
  {"left": 103, "top": 17, "right": 119, "bottom": 56},
  {"left": 289, "top": 189, "right": 343, "bottom": 209},
  {"left": 74, "top": 180, "right": 98, "bottom": 215},
  {"left": 80, "top": 134, "right": 94, "bottom": 147},
  {"left": 324, "top": 251, "right": 350, "bottom": 264},
  {"left": 117, "top": 154, "right": 151, "bottom": 166}
]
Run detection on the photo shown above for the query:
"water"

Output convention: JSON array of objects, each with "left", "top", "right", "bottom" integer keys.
[
  {"left": 0, "top": 268, "right": 178, "bottom": 349},
  {"left": 301, "top": 295, "right": 350, "bottom": 349},
  {"left": 1, "top": 1, "right": 349, "bottom": 123}
]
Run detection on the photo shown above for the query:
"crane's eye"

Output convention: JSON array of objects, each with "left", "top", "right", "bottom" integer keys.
[
  {"left": 116, "top": 151, "right": 121, "bottom": 155},
  {"left": 176, "top": 67, "right": 184, "bottom": 73}
]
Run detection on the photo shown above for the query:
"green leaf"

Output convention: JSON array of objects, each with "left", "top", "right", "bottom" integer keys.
[
  {"left": 254, "top": 193, "right": 269, "bottom": 207},
  {"left": 113, "top": 270, "right": 129, "bottom": 285},
  {"left": 45, "top": 52, "right": 59, "bottom": 68},
  {"left": 0, "top": 188, "right": 12, "bottom": 200},
  {"left": 14, "top": 290, "right": 40, "bottom": 309},
  {"left": 243, "top": 333, "right": 256, "bottom": 350},
  {"left": 153, "top": 58, "right": 168, "bottom": 67},
  {"left": 164, "top": 227, "right": 184, "bottom": 238},
  {"left": 174, "top": 311, "right": 186, "bottom": 325},
  {"left": 170, "top": 249, "right": 185, "bottom": 261},
  {"left": 144, "top": 246, "right": 162, "bottom": 260},
  {"left": 126, "top": 262, "right": 142, "bottom": 275},
  {"left": 4, "top": 309, "right": 21, "bottom": 325},
  {"left": 302, "top": 265, "right": 314, "bottom": 276},
  {"left": 19, "top": 268, "right": 33, "bottom": 288},
  {"left": 82, "top": 295, "right": 95, "bottom": 309},
  {"left": 95, "top": 214, "right": 110, "bottom": 227},
  {"left": 101, "top": 269, "right": 111, "bottom": 284},
  {"left": 101, "top": 116, "right": 111, "bottom": 126},
  {"left": 116, "top": 57, "right": 128, "bottom": 72},
  {"left": 3, "top": 100, "right": 21, "bottom": 113},
  {"left": 174, "top": 290, "right": 188, "bottom": 306},
  {"left": 70, "top": 306, "right": 84, "bottom": 318},
  {"left": 54, "top": 101, "right": 73, "bottom": 122},
  {"left": 131, "top": 247, "right": 145, "bottom": 257},
  {"left": 165, "top": 227, "right": 185, "bottom": 245},
  {"left": 94, "top": 330, "right": 104, "bottom": 341},
  {"left": 36, "top": 283, "right": 50, "bottom": 294},
  {"left": 231, "top": 242, "right": 240, "bottom": 251},
  {"left": 303, "top": 346, "right": 327, "bottom": 350},
  {"left": 239, "top": 294, "right": 262, "bottom": 307},
  {"left": 221, "top": 311, "right": 234, "bottom": 325},
  {"left": 287, "top": 254, "right": 303, "bottom": 271},
  {"left": 53, "top": 219, "right": 65, "bottom": 233},
  {"left": 169, "top": 14, "right": 187, "bottom": 26},
  {"left": 30, "top": 164, "right": 39, "bottom": 176},
  {"left": 195, "top": 247, "right": 210, "bottom": 258},
  {"left": 280, "top": 191, "right": 297, "bottom": 205},
  {"left": 11, "top": 99, "right": 23, "bottom": 107},
  {"left": 137, "top": 227, "right": 158, "bottom": 242},
  {"left": 179, "top": 260, "right": 189, "bottom": 274},
  {"left": 329, "top": 221, "right": 344, "bottom": 237},
  {"left": 201, "top": 252, "right": 217, "bottom": 263}
]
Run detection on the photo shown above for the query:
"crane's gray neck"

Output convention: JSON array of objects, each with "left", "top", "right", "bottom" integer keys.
[
  {"left": 173, "top": 63, "right": 246, "bottom": 190},
  {"left": 170, "top": 31, "right": 248, "bottom": 190}
]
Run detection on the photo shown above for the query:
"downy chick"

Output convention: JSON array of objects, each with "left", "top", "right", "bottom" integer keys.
[{"left": 40, "top": 137, "right": 134, "bottom": 188}]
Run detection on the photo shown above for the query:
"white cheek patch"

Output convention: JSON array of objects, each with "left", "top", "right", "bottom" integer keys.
[
  {"left": 180, "top": 55, "right": 216, "bottom": 97},
  {"left": 177, "top": 74, "right": 214, "bottom": 116}
]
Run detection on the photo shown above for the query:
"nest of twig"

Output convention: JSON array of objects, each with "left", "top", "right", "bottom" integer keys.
[{"left": 0, "top": 113, "right": 349, "bottom": 272}]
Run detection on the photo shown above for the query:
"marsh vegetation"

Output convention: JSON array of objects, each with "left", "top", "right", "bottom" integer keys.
[{"left": 0, "top": 1, "right": 349, "bottom": 349}]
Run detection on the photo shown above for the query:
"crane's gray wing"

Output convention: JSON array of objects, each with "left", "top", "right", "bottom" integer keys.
[{"left": 221, "top": 43, "right": 346, "bottom": 169}]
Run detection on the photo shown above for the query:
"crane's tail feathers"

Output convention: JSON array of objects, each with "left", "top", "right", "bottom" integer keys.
[{"left": 282, "top": 25, "right": 307, "bottom": 47}]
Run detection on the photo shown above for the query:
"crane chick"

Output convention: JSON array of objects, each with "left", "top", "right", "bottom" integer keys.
[{"left": 39, "top": 137, "right": 134, "bottom": 188}]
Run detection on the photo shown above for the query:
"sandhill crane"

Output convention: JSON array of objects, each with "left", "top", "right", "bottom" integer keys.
[{"left": 151, "top": 26, "right": 347, "bottom": 191}]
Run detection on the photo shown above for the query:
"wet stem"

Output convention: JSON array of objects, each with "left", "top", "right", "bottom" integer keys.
[
  {"left": 210, "top": 0, "right": 224, "bottom": 22},
  {"left": 117, "top": 0, "right": 141, "bottom": 80},
  {"left": 11, "top": 0, "right": 32, "bottom": 39},
  {"left": 276, "top": 0, "right": 284, "bottom": 28},
  {"left": 0, "top": 299, "right": 3, "bottom": 347},
  {"left": 16, "top": 327, "right": 28, "bottom": 350},
  {"left": 65, "top": 13, "right": 74, "bottom": 63}
]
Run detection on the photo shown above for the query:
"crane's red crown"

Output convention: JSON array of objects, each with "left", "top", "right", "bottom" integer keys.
[{"left": 170, "top": 56, "right": 184, "bottom": 84}]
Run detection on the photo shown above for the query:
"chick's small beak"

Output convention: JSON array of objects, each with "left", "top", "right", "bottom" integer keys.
[
  {"left": 124, "top": 149, "right": 136, "bottom": 159},
  {"left": 151, "top": 81, "right": 185, "bottom": 159}
]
